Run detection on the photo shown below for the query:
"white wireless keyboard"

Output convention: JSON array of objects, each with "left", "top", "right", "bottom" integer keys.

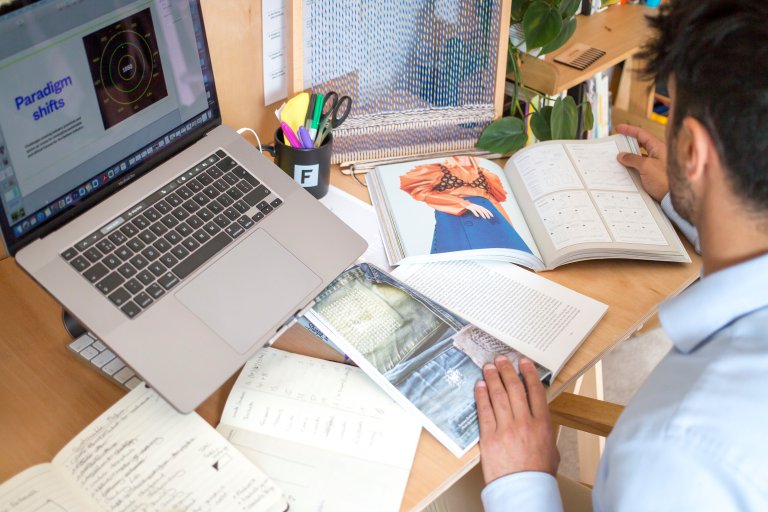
[{"left": 68, "top": 332, "right": 143, "bottom": 390}]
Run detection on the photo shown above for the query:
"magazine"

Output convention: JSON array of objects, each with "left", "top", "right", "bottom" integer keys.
[
  {"left": 303, "top": 263, "right": 607, "bottom": 457},
  {"left": 367, "top": 134, "right": 690, "bottom": 270}
]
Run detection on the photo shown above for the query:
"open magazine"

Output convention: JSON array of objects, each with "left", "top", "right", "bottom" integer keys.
[
  {"left": 367, "top": 134, "right": 690, "bottom": 271},
  {"left": 303, "top": 263, "right": 607, "bottom": 457}
]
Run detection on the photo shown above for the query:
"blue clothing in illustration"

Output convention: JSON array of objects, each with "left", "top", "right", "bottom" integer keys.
[{"left": 431, "top": 196, "right": 531, "bottom": 254}]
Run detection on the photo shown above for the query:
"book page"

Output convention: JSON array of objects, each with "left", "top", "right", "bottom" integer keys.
[
  {"left": 0, "top": 465, "right": 97, "bottom": 512},
  {"left": 393, "top": 260, "right": 607, "bottom": 376},
  {"left": 319, "top": 186, "right": 393, "bottom": 272},
  {"left": 53, "top": 386, "right": 287, "bottom": 512},
  {"left": 217, "top": 347, "right": 421, "bottom": 512},
  {"left": 504, "top": 135, "right": 687, "bottom": 265},
  {"left": 304, "top": 264, "right": 482, "bottom": 457},
  {"left": 369, "top": 156, "right": 543, "bottom": 266},
  {"left": 452, "top": 326, "right": 552, "bottom": 381}
]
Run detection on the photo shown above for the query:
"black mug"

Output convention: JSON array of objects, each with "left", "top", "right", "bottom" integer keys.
[{"left": 264, "top": 127, "right": 332, "bottom": 199}]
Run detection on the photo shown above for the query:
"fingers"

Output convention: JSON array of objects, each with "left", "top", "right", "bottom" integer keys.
[
  {"left": 519, "top": 358, "right": 549, "bottom": 419},
  {"left": 478, "top": 206, "right": 493, "bottom": 219},
  {"left": 474, "top": 380, "right": 496, "bottom": 437},
  {"left": 615, "top": 123, "right": 665, "bottom": 157},
  {"left": 482, "top": 363, "right": 514, "bottom": 428},
  {"left": 495, "top": 356, "right": 530, "bottom": 419},
  {"left": 466, "top": 205, "right": 493, "bottom": 219},
  {"left": 617, "top": 151, "right": 648, "bottom": 171}
]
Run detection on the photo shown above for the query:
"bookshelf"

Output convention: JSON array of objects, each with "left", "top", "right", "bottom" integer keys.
[{"left": 517, "top": 4, "right": 665, "bottom": 139}]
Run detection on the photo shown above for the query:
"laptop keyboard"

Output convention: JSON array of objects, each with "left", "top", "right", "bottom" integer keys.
[
  {"left": 60, "top": 149, "right": 283, "bottom": 319},
  {"left": 68, "top": 331, "right": 142, "bottom": 390}
]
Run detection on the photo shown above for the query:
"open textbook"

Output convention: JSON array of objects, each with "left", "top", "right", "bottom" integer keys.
[
  {"left": 216, "top": 347, "right": 422, "bottom": 512},
  {"left": 303, "top": 263, "right": 606, "bottom": 456},
  {"left": 367, "top": 134, "right": 690, "bottom": 270},
  {"left": 0, "top": 386, "right": 287, "bottom": 512}
]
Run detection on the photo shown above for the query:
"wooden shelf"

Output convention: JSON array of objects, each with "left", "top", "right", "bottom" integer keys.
[{"left": 516, "top": 4, "right": 656, "bottom": 96}]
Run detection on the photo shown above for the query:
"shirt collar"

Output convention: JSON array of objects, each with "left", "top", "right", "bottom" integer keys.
[{"left": 659, "top": 252, "right": 768, "bottom": 353}]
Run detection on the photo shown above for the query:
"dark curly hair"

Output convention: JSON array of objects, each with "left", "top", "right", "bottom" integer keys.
[{"left": 640, "top": 0, "right": 768, "bottom": 212}]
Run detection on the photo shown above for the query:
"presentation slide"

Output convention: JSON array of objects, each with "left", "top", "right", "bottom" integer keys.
[{"left": 0, "top": 4, "right": 178, "bottom": 197}]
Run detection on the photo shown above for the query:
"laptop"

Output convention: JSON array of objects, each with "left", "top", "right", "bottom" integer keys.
[{"left": 0, "top": 0, "right": 366, "bottom": 412}]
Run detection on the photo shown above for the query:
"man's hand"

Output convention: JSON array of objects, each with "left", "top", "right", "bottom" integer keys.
[
  {"left": 616, "top": 124, "right": 669, "bottom": 202},
  {"left": 465, "top": 203, "right": 494, "bottom": 219},
  {"left": 475, "top": 357, "right": 560, "bottom": 485}
]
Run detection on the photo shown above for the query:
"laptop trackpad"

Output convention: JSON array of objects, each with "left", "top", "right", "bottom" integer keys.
[{"left": 176, "top": 229, "right": 321, "bottom": 354}]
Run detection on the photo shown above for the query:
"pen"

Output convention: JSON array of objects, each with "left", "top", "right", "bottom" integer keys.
[
  {"left": 304, "top": 93, "right": 316, "bottom": 131},
  {"left": 309, "top": 92, "right": 324, "bottom": 141},
  {"left": 297, "top": 126, "right": 314, "bottom": 149},
  {"left": 280, "top": 121, "right": 301, "bottom": 148}
]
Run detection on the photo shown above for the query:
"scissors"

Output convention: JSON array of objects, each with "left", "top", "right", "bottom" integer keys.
[{"left": 314, "top": 91, "right": 352, "bottom": 147}]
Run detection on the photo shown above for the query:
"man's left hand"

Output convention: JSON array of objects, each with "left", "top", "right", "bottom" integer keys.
[{"left": 475, "top": 357, "right": 560, "bottom": 484}]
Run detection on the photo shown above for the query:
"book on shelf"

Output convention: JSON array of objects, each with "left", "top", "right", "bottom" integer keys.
[
  {"left": 366, "top": 134, "right": 690, "bottom": 271},
  {"left": 0, "top": 386, "right": 287, "bottom": 512},
  {"left": 216, "top": 347, "right": 422, "bottom": 512},
  {"left": 303, "top": 262, "right": 607, "bottom": 457}
]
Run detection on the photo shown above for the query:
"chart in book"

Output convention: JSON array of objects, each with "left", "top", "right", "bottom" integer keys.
[
  {"left": 83, "top": 8, "right": 168, "bottom": 129},
  {"left": 592, "top": 191, "right": 667, "bottom": 245},
  {"left": 566, "top": 141, "right": 637, "bottom": 191},
  {"left": 514, "top": 145, "right": 583, "bottom": 199},
  {"left": 535, "top": 190, "right": 611, "bottom": 250}
]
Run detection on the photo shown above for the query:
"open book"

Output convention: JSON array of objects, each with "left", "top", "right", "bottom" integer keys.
[
  {"left": 303, "top": 263, "right": 606, "bottom": 456},
  {"left": 367, "top": 134, "right": 690, "bottom": 270},
  {"left": 0, "top": 386, "right": 287, "bottom": 512},
  {"left": 216, "top": 347, "right": 422, "bottom": 512}
]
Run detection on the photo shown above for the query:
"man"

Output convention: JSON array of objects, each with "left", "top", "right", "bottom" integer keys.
[{"left": 475, "top": 0, "right": 768, "bottom": 510}]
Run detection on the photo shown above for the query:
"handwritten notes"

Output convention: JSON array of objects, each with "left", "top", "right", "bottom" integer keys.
[
  {"left": 0, "top": 386, "right": 287, "bottom": 512},
  {"left": 0, "top": 465, "right": 96, "bottom": 512},
  {"left": 217, "top": 348, "right": 421, "bottom": 512}
]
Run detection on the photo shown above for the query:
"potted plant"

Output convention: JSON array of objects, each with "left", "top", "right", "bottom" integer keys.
[{"left": 477, "top": 0, "right": 593, "bottom": 154}]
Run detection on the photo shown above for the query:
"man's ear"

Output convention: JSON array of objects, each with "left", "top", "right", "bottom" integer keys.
[{"left": 679, "top": 117, "right": 714, "bottom": 182}]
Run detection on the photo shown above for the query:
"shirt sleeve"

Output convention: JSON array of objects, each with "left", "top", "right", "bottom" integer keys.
[
  {"left": 594, "top": 436, "right": 764, "bottom": 512},
  {"left": 481, "top": 472, "right": 564, "bottom": 512},
  {"left": 660, "top": 193, "right": 701, "bottom": 254},
  {"left": 481, "top": 168, "right": 508, "bottom": 204},
  {"left": 399, "top": 165, "right": 472, "bottom": 215}
]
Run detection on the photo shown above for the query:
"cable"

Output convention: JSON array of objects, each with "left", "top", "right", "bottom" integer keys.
[{"left": 236, "top": 127, "right": 262, "bottom": 152}]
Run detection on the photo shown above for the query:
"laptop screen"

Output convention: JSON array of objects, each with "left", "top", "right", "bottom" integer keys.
[{"left": 0, "top": 0, "right": 220, "bottom": 254}]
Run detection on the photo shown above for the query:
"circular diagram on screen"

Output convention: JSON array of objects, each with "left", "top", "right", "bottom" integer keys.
[
  {"left": 100, "top": 30, "right": 154, "bottom": 105},
  {"left": 83, "top": 8, "right": 168, "bottom": 129}
]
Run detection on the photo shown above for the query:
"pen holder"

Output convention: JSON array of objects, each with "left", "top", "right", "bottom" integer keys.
[{"left": 264, "top": 128, "right": 332, "bottom": 199}]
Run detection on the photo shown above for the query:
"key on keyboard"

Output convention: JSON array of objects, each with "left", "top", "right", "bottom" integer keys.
[
  {"left": 59, "top": 150, "right": 283, "bottom": 319},
  {"left": 68, "top": 332, "right": 143, "bottom": 389}
]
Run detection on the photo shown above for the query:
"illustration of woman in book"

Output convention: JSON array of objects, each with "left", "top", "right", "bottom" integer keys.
[{"left": 400, "top": 156, "right": 532, "bottom": 254}]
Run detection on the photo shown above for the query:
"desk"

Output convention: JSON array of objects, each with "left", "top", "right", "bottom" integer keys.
[{"left": 0, "top": 167, "right": 700, "bottom": 510}]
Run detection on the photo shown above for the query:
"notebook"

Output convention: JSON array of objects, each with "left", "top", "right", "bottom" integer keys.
[{"left": 0, "top": 0, "right": 366, "bottom": 412}]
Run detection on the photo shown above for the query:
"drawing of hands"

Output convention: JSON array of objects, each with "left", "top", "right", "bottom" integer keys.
[{"left": 465, "top": 203, "right": 493, "bottom": 219}]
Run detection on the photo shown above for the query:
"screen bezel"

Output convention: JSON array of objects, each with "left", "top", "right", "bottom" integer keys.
[{"left": 0, "top": 0, "right": 222, "bottom": 256}]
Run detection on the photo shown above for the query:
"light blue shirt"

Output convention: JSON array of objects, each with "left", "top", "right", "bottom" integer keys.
[{"left": 481, "top": 196, "right": 768, "bottom": 511}]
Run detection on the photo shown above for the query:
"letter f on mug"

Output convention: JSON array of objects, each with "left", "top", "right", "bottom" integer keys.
[{"left": 294, "top": 164, "right": 319, "bottom": 187}]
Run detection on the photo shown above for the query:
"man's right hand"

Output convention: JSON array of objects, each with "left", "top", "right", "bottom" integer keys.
[{"left": 616, "top": 124, "right": 669, "bottom": 202}]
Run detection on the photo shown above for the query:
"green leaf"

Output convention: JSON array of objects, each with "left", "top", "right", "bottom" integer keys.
[
  {"left": 539, "top": 17, "right": 576, "bottom": 55},
  {"left": 511, "top": 0, "right": 532, "bottom": 22},
  {"left": 581, "top": 101, "right": 595, "bottom": 134},
  {"left": 530, "top": 105, "right": 553, "bottom": 141},
  {"left": 522, "top": 1, "right": 562, "bottom": 50},
  {"left": 477, "top": 117, "right": 528, "bottom": 154},
  {"left": 559, "top": 0, "right": 582, "bottom": 18},
  {"left": 551, "top": 96, "right": 579, "bottom": 139}
]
